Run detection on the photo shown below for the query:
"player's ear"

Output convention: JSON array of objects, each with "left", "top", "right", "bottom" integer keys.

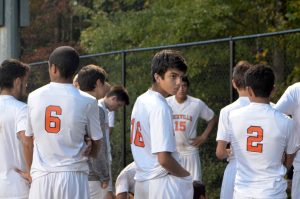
[
  {"left": 14, "top": 77, "right": 21, "bottom": 88},
  {"left": 246, "top": 86, "right": 254, "bottom": 97},
  {"left": 232, "top": 79, "right": 237, "bottom": 89},
  {"left": 154, "top": 73, "right": 161, "bottom": 83}
]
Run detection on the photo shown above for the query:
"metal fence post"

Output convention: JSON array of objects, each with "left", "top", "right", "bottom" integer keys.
[
  {"left": 229, "top": 37, "right": 235, "bottom": 103},
  {"left": 121, "top": 51, "right": 127, "bottom": 168}
]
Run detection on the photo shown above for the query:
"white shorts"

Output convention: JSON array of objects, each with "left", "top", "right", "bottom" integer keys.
[
  {"left": 89, "top": 181, "right": 108, "bottom": 199},
  {"left": 29, "top": 171, "right": 89, "bottom": 199},
  {"left": 0, "top": 176, "right": 29, "bottom": 199},
  {"left": 135, "top": 175, "right": 193, "bottom": 199},
  {"left": 233, "top": 190, "right": 286, "bottom": 199},
  {"left": 179, "top": 153, "right": 201, "bottom": 181},
  {"left": 220, "top": 160, "right": 236, "bottom": 199},
  {"left": 292, "top": 171, "right": 300, "bottom": 199}
]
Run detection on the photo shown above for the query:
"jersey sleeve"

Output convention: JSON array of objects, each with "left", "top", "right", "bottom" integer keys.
[
  {"left": 25, "top": 95, "right": 34, "bottom": 137},
  {"left": 275, "top": 86, "right": 297, "bottom": 115},
  {"left": 86, "top": 100, "right": 103, "bottom": 141},
  {"left": 115, "top": 171, "right": 130, "bottom": 195},
  {"left": 149, "top": 105, "right": 176, "bottom": 154},
  {"left": 16, "top": 104, "right": 27, "bottom": 134},
  {"left": 286, "top": 119, "right": 300, "bottom": 154},
  {"left": 216, "top": 108, "right": 230, "bottom": 142},
  {"left": 108, "top": 111, "right": 115, "bottom": 128},
  {"left": 198, "top": 101, "right": 214, "bottom": 122}
]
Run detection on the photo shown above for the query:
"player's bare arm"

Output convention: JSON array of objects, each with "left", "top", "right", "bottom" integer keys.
[
  {"left": 17, "top": 131, "right": 33, "bottom": 182},
  {"left": 157, "top": 151, "right": 190, "bottom": 177},
  {"left": 89, "top": 139, "right": 102, "bottom": 158},
  {"left": 284, "top": 153, "right": 296, "bottom": 169},
  {"left": 216, "top": 140, "right": 229, "bottom": 160},
  {"left": 191, "top": 115, "right": 218, "bottom": 147},
  {"left": 116, "top": 192, "right": 128, "bottom": 199}
]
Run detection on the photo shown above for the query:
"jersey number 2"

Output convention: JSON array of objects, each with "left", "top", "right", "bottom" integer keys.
[
  {"left": 247, "top": 126, "right": 263, "bottom": 153},
  {"left": 130, "top": 118, "right": 145, "bottom": 147},
  {"left": 45, "top": 105, "right": 62, "bottom": 134}
]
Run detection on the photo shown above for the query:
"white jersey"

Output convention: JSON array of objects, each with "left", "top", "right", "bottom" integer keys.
[
  {"left": 275, "top": 82, "right": 300, "bottom": 171},
  {"left": 166, "top": 95, "right": 214, "bottom": 155},
  {"left": 229, "top": 103, "right": 298, "bottom": 197},
  {"left": 98, "top": 99, "right": 112, "bottom": 163},
  {"left": 115, "top": 162, "right": 136, "bottom": 195},
  {"left": 131, "top": 90, "right": 177, "bottom": 181},
  {"left": 26, "top": 82, "right": 103, "bottom": 180},
  {"left": 0, "top": 95, "right": 29, "bottom": 198},
  {"left": 108, "top": 111, "right": 115, "bottom": 128},
  {"left": 216, "top": 97, "right": 250, "bottom": 161}
]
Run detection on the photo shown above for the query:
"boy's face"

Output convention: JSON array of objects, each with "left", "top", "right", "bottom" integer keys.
[
  {"left": 156, "top": 68, "right": 185, "bottom": 96},
  {"left": 107, "top": 96, "right": 125, "bottom": 111},
  {"left": 175, "top": 81, "right": 188, "bottom": 99}
]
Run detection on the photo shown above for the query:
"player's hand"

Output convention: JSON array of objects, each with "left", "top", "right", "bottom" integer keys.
[
  {"left": 15, "top": 168, "right": 32, "bottom": 183},
  {"left": 226, "top": 148, "right": 232, "bottom": 158},
  {"left": 101, "top": 180, "right": 109, "bottom": 189},
  {"left": 83, "top": 135, "right": 92, "bottom": 156},
  {"left": 190, "top": 134, "right": 208, "bottom": 147}
]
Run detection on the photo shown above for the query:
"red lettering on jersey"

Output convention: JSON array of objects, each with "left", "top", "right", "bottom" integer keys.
[
  {"left": 130, "top": 118, "right": 145, "bottom": 147},
  {"left": 45, "top": 105, "right": 62, "bottom": 134},
  {"left": 172, "top": 114, "right": 192, "bottom": 121},
  {"left": 174, "top": 121, "right": 186, "bottom": 132},
  {"left": 247, "top": 126, "right": 263, "bottom": 153}
]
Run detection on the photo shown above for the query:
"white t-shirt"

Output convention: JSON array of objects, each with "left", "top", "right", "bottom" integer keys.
[
  {"left": 115, "top": 162, "right": 136, "bottom": 195},
  {"left": 0, "top": 95, "right": 29, "bottom": 198},
  {"left": 166, "top": 95, "right": 214, "bottom": 155},
  {"left": 229, "top": 103, "right": 298, "bottom": 197},
  {"left": 26, "top": 83, "right": 103, "bottom": 179},
  {"left": 275, "top": 82, "right": 300, "bottom": 171},
  {"left": 98, "top": 99, "right": 112, "bottom": 163},
  {"left": 216, "top": 97, "right": 250, "bottom": 161},
  {"left": 131, "top": 90, "right": 177, "bottom": 181},
  {"left": 108, "top": 111, "right": 115, "bottom": 128}
]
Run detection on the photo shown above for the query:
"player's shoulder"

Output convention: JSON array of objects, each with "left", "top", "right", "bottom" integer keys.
[
  {"left": 166, "top": 95, "right": 175, "bottom": 103},
  {"left": 138, "top": 90, "right": 168, "bottom": 106},
  {"left": 272, "top": 106, "right": 292, "bottom": 121}
]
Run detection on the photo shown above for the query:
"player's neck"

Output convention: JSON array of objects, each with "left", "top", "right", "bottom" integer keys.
[
  {"left": 151, "top": 84, "right": 168, "bottom": 97},
  {"left": 50, "top": 77, "right": 73, "bottom": 84},
  {"left": 175, "top": 95, "right": 187, "bottom": 103},
  {"left": 0, "top": 88, "right": 16, "bottom": 98},
  {"left": 237, "top": 89, "right": 248, "bottom": 97}
]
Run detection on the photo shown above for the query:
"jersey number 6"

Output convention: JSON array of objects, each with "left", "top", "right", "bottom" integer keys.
[
  {"left": 247, "top": 126, "right": 263, "bottom": 153},
  {"left": 45, "top": 105, "right": 62, "bottom": 134},
  {"left": 130, "top": 118, "right": 145, "bottom": 147}
]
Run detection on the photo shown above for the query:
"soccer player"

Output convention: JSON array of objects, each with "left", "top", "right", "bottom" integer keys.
[
  {"left": 98, "top": 85, "right": 130, "bottom": 199},
  {"left": 275, "top": 80, "right": 300, "bottom": 199},
  {"left": 221, "top": 64, "right": 298, "bottom": 198},
  {"left": 166, "top": 76, "right": 217, "bottom": 182},
  {"left": 131, "top": 50, "right": 193, "bottom": 199},
  {"left": 0, "top": 59, "right": 30, "bottom": 199},
  {"left": 215, "top": 61, "right": 252, "bottom": 199},
  {"left": 77, "top": 64, "right": 111, "bottom": 199},
  {"left": 24, "top": 46, "right": 103, "bottom": 199},
  {"left": 115, "top": 162, "right": 136, "bottom": 199}
]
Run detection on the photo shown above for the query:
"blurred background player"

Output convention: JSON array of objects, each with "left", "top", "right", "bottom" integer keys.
[
  {"left": 77, "top": 64, "right": 111, "bottom": 199},
  {"left": 99, "top": 85, "right": 130, "bottom": 199},
  {"left": 166, "top": 76, "right": 217, "bottom": 182},
  {"left": 215, "top": 61, "right": 252, "bottom": 199},
  {"left": 222, "top": 64, "right": 298, "bottom": 198},
  {"left": 115, "top": 162, "right": 136, "bottom": 199},
  {"left": 0, "top": 59, "right": 30, "bottom": 199},
  {"left": 24, "top": 46, "right": 103, "bottom": 199},
  {"left": 275, "top": 77, "right": 300, "bottom": 199},
  {"left": 193, "top": 181, "right": 207, "bottom": 199},
  {"left": 130, "top": 50, "right": 193, "bottom": 199}
]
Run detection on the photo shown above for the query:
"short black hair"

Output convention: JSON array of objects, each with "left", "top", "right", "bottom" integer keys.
[
  {"left": 77, "top": 64, "right": 107, "bottom": 91},
  {"left": 193, "top": 181, "right": 206, "bottom": 199},
  {"left": 49, "top": 46, "right": 79, "bottom": 79},
  {"left": 0, "top": 59, "right": 29, "bottom": 89},
  {"left": 245, "top": 64, "right": 274, "bottom": 98},
  {"left": 182, "top": 76, "right": 190, "bottom": 87},
  {"left": 151, "top": 50, "right": 187, "bottom": 83},
  {"left": 106, "top": 85, "right": 130, "bottom": 105},
  {"left": 232, "top": 60, "right": 252, "bottom": 89}
]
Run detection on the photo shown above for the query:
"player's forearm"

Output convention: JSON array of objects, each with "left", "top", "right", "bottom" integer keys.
[
  {"left": 157, "top": 152, "right": 190, "bottom": 177},
  {"left": 284, "top": 153, "right": 295, "bottom": 169},
  {"left": 216, "top": 140, "right": 228, "bottom": 160},
  {"left": 23, "top": 136, "right": 33, "bottom": 171}
]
